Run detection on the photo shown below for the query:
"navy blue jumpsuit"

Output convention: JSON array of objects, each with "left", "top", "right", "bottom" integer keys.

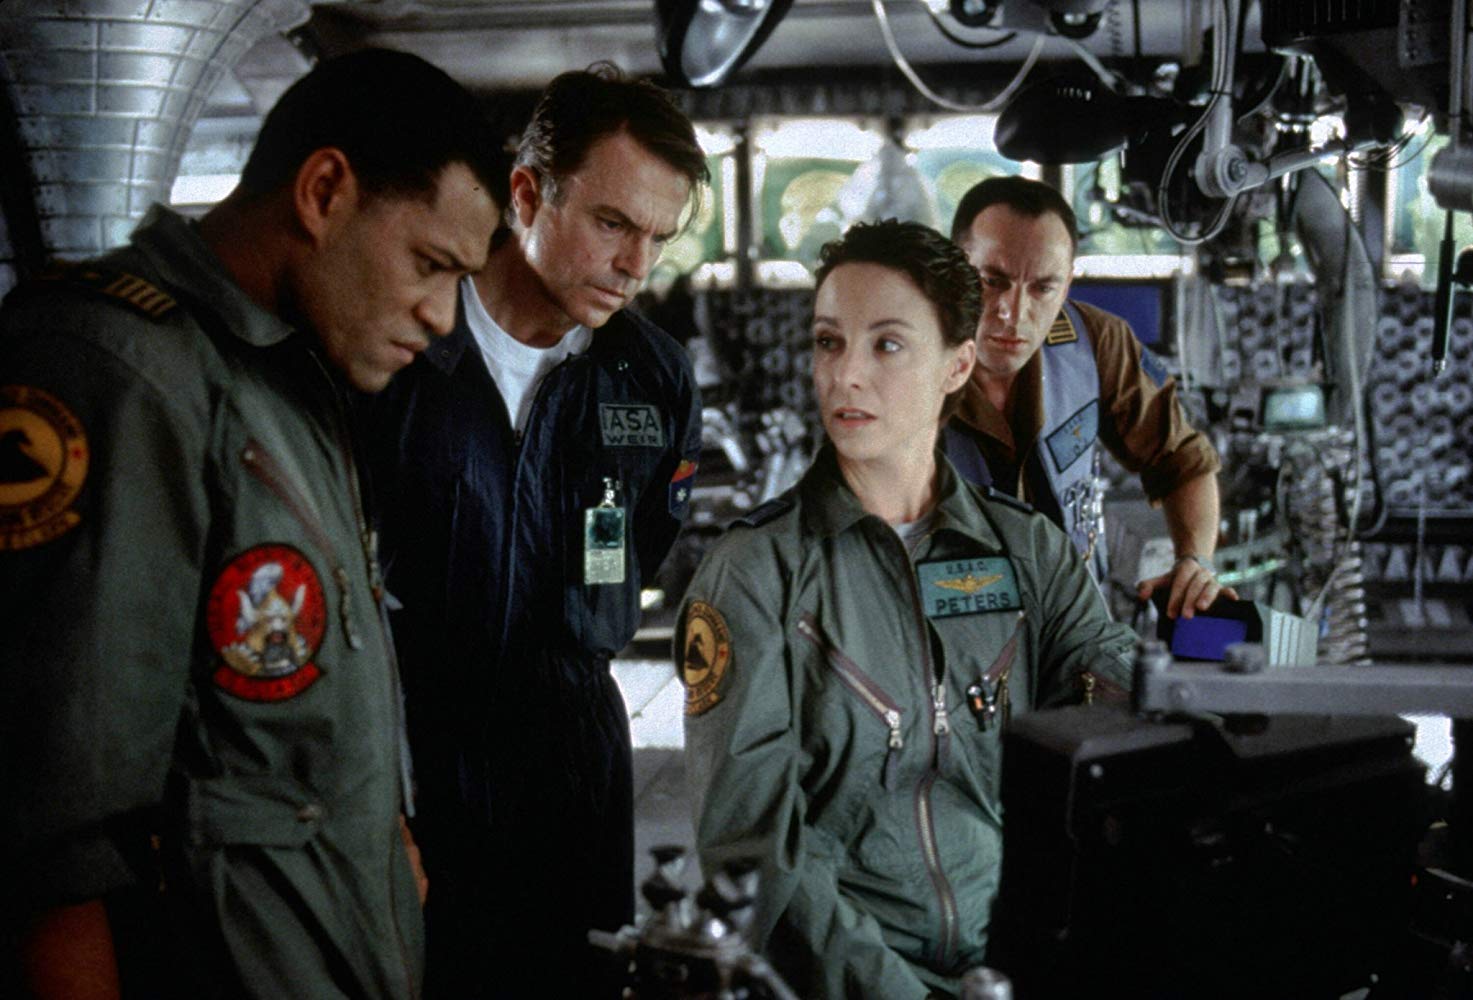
[{"left": 364, "top": 296, "right": 701, "bottom": 996}]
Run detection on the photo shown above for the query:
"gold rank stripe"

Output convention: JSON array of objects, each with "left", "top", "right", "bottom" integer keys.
[
  {"left": 1044, "top": 310, "right": 1077, "bottom": 345},
  {"left": 102, "top": 273, "right": 177, "bottom": 319}
]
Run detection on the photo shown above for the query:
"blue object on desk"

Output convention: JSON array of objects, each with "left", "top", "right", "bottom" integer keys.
[{"left": 1168, "top": 614, "right": 1250, "bottom": 661}]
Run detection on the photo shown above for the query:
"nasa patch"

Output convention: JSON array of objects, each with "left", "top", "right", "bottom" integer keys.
[
  {"left": 681, "top": 600, "right": 731, "bottom": 717},
  {"left": 600, "top": 403, "right": 665, "bottom": 447},
  {"left": 206, "top": 544, "right": 327, "bottom": 702},
  {"left": 0, "top": 385, "right": 88, "bottom": 551}
]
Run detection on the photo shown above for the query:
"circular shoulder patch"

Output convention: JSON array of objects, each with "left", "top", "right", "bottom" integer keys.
[
  {"left": 205, "top": 544, "right": 327, "bottom": 702},
  {"left": 0, "top": 385, "right": 89, "bottom": 551},
  {"left": 681, "top": 600, "right": 731, "bottom": 717}
]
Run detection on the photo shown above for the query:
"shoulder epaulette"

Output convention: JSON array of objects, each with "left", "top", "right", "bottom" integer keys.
[
  {"left": 732, "top": 496, "right": 794, "bottom": 529},
  {"left": 984, "top": 486, "right": 1034, "bottom": 514},
  {"left": 1044, "top": 309, "right": 1077, "bottom": 345},
  {"left": 29, "top": 261, "right": 178, "bottom": 320}
]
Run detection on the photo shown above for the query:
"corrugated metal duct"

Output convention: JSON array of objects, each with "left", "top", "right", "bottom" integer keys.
[{"left": 0, "top": 0, "right": 309, "bottom": 295}]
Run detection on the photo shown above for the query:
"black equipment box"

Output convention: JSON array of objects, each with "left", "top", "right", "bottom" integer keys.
[{"left": 990, "top": 706, "right": 1427, "bottom": 999}]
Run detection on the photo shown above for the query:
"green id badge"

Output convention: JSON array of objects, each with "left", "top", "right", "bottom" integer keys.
[{"left": 584, "top": 478, "right": 626, "bottom": 585}]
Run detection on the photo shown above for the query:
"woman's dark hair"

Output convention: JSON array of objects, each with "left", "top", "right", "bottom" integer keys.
[
  {"left": 949, "top": 175, "right": 1078, "bottom": 255},
  {"left": 240, "top": 48, "right": 508, "bottom": 206},
  {"left": 514, "top": 63, "right": 708, "bottom": 219},
  {"left": 814, "top": 218, "right": 980, "bottom": 418}
]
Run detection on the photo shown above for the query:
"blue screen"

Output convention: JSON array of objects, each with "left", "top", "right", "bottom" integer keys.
[
  {"left": 1170, "top": 615, "right": 1250, "bottom": 661},
  {"left": 1069, "top": 282, "right": 1166, "bottom": 347}
]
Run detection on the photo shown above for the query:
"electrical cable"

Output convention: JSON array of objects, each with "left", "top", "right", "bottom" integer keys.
[
  {"left": 1235, "top": 55, "right": 1290, "bottom": 122},
  {"left": 1062, "top": 36, "right": 1124, "bottom": 93},
  {"left": 1156, "top": 0, "right": 1238, "bottom": 245},
  {"left": 873, "top": 0, "right": 1044, "bottom": 114}
]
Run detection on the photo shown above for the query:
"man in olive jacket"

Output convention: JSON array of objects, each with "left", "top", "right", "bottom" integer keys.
[{"left": 0, "top": 51, "right": 500, "bottom": 999}]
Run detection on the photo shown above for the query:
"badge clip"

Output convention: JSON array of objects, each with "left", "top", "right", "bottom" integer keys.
[{"left": 584, "top": 477, "right": 626, "bottom": 586}]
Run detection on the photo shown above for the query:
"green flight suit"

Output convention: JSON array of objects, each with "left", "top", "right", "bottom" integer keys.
[
  {"left": 0, "top": 207, "right": 423, "bottom": 998},
  {"left": 680, "top": 445, "right": 1135, "bottom": 999}
]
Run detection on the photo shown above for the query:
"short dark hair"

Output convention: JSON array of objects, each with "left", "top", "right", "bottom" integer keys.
[
  {"left": 240, "top": 48, "right": 507, "bottom": 205},
  {"left": 814, "top": 219, "right": 980, "bottom": 419},
  {"left": 514, "top": 63, "right": 708, "bottom": 214},
  {"left": 950, "top": 175, "right": 1078, "bottom": 255}
]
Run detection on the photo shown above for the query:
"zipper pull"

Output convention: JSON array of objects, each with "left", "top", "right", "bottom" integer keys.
[
  {"left": 882, "top": 709, "right": 903, "bottom": 790},
  {"left": 932, "top": 684, "right": 950, "bottom": 736},
  {"left": 966, "top": 682, "right": 997, "bottom": 731},
  {"left": 333, "top": 566, "right": 365, "bottom": 650}
]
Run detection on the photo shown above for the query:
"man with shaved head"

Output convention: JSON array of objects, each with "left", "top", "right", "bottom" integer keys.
[{"left": 947, "top": 175, "right": 1232, "bottom": 622}]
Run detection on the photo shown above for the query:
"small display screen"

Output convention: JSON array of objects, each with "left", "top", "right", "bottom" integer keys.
[
  {"left": 1170, "top": 615, "right": 1250, "bottom": 661},
  {"left": 1261, "top": 385, "right": 1327, "bottom": 430}
]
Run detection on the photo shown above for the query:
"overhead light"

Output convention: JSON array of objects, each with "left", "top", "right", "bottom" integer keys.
[
  {"left": 657, "top": 0, "right": 796, "bottom": 89},
  {"left": 996, "top": 75, "right": 1130, "bottom": 163}
]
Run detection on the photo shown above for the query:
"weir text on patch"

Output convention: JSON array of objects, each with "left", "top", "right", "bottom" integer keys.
[{"left": 600, "top": 404, "right": 664, "bottom": 447}]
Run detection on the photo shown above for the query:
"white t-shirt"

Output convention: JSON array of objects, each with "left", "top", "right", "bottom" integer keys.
[
  {"left": 461, "top": 275, "right": 592, "bottom": 433},
  {"left": 892, "top": 507, "right": 937, "bottom": 561}
]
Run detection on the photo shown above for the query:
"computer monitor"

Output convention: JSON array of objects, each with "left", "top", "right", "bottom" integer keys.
[{"left": 1068, "top": 279, "right": 1171, "bottom": 351}]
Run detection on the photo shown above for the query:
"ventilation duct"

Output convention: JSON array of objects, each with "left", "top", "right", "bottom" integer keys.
[{"left": 0, "top": 0, "right": 309, "bottom": 295}]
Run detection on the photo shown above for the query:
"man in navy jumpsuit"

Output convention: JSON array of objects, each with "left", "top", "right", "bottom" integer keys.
[{"left": 366, "top": 66, "right": 707, "bottom": 997}]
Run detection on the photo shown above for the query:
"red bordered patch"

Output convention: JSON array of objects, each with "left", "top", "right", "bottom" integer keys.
[
  {"left": 205, "top": 543, "right": 327, "bottom": 702},
  {"left": 0, "top": 385, "right": 89, "bottom": 551}
]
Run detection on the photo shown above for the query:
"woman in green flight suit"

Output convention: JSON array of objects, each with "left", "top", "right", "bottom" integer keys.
[{"left": 679, "top": 219, "right": 1137, "bottom": 998}]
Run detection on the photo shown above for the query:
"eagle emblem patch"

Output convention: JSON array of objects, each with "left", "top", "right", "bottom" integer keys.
[
  {"left": 206, "top": 544, "right": 327, "bottom": 701},
  {"left": 917, "top": 557, "right": 1021, "bottom": 618}
]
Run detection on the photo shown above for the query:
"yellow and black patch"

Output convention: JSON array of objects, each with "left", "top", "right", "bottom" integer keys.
[
  {"left": 0, "top": 385, "right": 88, "bottom": 550},
  {"left": 681, "top": 600, "right": 731, "bottom": 717},
  {"left": 34, "top": 262, "right": 177, "bottom": 320},
  {"left": 1044, "top": 310, "right": 1077, "bottom": 345}
]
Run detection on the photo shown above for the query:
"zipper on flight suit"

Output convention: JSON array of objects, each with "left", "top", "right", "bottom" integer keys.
[
  {"left": 499, "top": 351, "right": 586, "bottom": 640},
  {"left": 881, "top": 528, "right": 962, "bottom": 969},
  {"left": 795, "top": 615, "right": 905, "bottom": 789},
  {"left": 965, "top": 611, "right": 1026, "bottom": 731},
  {"left": 308, "top": 353, "right": 422, "bottom": 1000}
]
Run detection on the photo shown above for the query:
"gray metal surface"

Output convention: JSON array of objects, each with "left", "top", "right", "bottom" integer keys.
[{"left": 1135, "top": 660, "right": 1473, "bottom": 716}]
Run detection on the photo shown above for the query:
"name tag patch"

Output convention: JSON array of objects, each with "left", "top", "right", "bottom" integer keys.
[
  {"left": 917, "top": 557, "right": 1021, "bottom": 618},
  {"left": 1045, "top": 399, "right": 1098, "bottom": 474},
  {"left": 600, "top": 403, "right": 665, "bottom": 447}
]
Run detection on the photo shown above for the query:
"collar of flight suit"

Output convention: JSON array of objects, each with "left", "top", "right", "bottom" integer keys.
[
  {"left": 799, "top": 441, "right": 1008, "bottom": 555},
  {"left": 425, "top": 281, "right": 641, "bottom": 377},
  {"left": 130, "top": 205, "right": 297, "bottom": 349}
]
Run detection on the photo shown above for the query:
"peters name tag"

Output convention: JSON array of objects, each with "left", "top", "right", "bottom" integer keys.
[
  {"left": 916, "top": 557, "right": 1021, "bottom": 618},
  {"left": 600, "top": 404, "right": 665, "bottom": 447}
]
